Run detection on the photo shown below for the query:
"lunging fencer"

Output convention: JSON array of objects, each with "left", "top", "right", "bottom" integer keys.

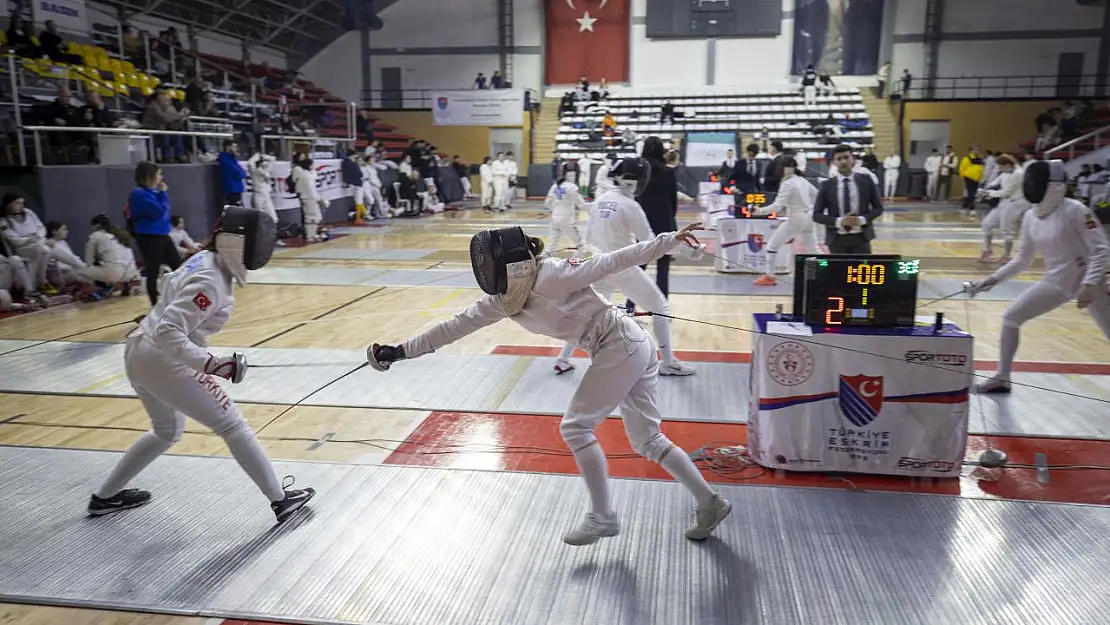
[
  {"left": 552, "top": 158, "right": 696, "bottom": 377},
  {"left": 89, "top": 206, "right": 315, "bottom": 523},
  {"left": 545, "top": 161, "right": 587, "bottom": 253},
  {"left": 366, "top": 223, "right": 731, "bottom": 545},
  {"left": 969, "top": 160, "right": 1110, "bottom": 393},
  {"left": 753, "top": 156, "right": 820, "bottom": 286},
  {"left": 978, "top": 155, "right": 1028, "bottom": 263}
]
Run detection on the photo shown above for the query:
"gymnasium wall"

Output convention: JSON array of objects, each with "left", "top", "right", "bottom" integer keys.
[
  {"left": 299, "top": 0, "right": 544, "bottom": 102},
  {"left": 889, "top": 0, "right": 1109, "bottom": 86},
  {"left": 86, "top": 2, "right": 288, "bottom": 68},
  {"left": 369, "top": 110, "right": 533, "bottom": 168},
  {"left": 900, "top": 99, "right": 1066, "bottom": 157}
]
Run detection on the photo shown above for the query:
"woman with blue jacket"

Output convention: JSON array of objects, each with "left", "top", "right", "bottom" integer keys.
[{"left": 129, "top": 161, "right": 180, "bottom": 305}]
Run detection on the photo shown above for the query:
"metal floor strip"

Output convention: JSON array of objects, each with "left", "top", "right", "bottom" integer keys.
[{"left": 1, "top": 446, "right": 1108, "bottom": 624}]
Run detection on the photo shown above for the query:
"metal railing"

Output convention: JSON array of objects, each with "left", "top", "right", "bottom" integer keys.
[
  {"left": 1044, "top": 124, "right": 1110, "bottom": 162},
  {"left": 259, "top": 133, "right": 356, "bottom": 161},
  {"left": 365, "top": 88, "right": 538, "bottom": 110},
  {"left": 20, "top": 125, "right": 234, "bottom": 166},
  {"left": 901, "top": 74, "right": 1110, "bottom": 100}
]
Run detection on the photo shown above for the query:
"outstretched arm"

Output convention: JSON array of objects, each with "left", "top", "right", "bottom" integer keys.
[
  {"left": 548, "top": 231, "right": 683, "bottom": 295},
  {"left": 400, "top": 294, "right": 505, "bottom": 359}
]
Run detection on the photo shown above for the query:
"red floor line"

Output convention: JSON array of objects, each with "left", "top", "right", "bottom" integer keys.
[{"left": 490, "top": 345, "right": 1110, "bottom": 375}]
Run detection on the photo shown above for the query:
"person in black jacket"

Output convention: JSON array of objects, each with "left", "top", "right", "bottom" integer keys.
[{"left": 626, "top": 137, "right": 678, "bottom": 311}]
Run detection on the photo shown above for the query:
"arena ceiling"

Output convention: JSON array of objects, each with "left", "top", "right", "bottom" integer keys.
[{"left": 97, "top": 0, "right": 402, "bottom": 60}]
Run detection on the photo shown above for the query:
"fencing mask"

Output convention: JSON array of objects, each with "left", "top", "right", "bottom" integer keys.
[
  {"left": 561, "top": 161, "right": 579, "bottom": 186},
  {"left": 1023, "top": 159, "right": 1068, "bottom": 216},
  {"left": 470, "top": 226, "right": 538, "bottom": 315},
  {"left": 213, "top": 205, "right": 277, "bottom": 286},
  {"left": 613, "top": 157, "right": 651, "bottom": 198}
]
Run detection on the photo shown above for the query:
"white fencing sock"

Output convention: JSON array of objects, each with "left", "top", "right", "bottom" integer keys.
[
  {"left": 557, "top": 342, "right": 576, "bottom": 360},
  {"left": 765, "top": 249, "right": 778, "bottom": 277},
  {"left": 304, "top": 223, "right": 318, "bottom": 240},
  {"left": 659, "top": 447, "right": 716, "bottom": 506},
  {"left": 654, "top": 314, "right": 677, "bottom": 362},
  {"left": 996, "top": 324, "right": 1019, "bottom": 381},
  {"left": 96, "top": 432, "right": 173, "bottom": 498},
  {"left": 572, "top": 442, "right": 613, "bottom": 515}
]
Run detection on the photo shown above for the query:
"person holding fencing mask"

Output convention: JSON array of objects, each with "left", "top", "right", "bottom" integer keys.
[
  {"left": 88, "top": 206, "right": 316, "bottom": 523},
  {"left": 365, "top": 218, "right": 731, "bottom": 546},
  {"left": 545, "top": 161, "right": 587, "bottom": 253},
  {"left": 968, "top": 160, "right": 1110, "bottom": 394},
  {"left": 551, "top": 157, "right": 698, "bottom": 376}
]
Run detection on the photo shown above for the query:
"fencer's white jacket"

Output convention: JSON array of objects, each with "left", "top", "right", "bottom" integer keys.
[
  {"left": 985, "top": 167, "right": 1024, "bottom": 201},
  {"left": 595, "top": 163, "right": 611, "bottom": 190},
  {"left": 491, "top": 159, "right": 511, "bottom": 180},
  {"left": 85, "top": 230, "right": 136, "bottom": 266},
  {"left": 362, "top": 162, "right": 384, "bottom": 188},
  {"left": 247, "top": 154, "right": 273, "bottom": 192},
  {"left": 760, "top": 175, "right": 817, "bottom": 216},
  {"left": 400, "top": 232, "right": 682, "bottom": 359},
  {"left": 0, "top": 210, "right": 47, "bottom": 249},
  {"left": 586, "top": 190, "right": 655, "bottom": 253},
  {"left": 291, "top": 166, "right": 322, "bottom": 203},
  {"left": 479, "top": 163, "right": 493, "bottom": 185},
  {"left": 924, "top": 154, "right": 942, "bottom": 175},
  {"left": 545, "top": 181, "right": 588, "bottom": 221},
  {"left": 133, "top": 251, "right": 233, "bottom": 372},
  {"left": 506, "top": 159, "right": 519, "bottom": 182},
  {"left": 883, "top": 155, "right": 901, "bottom": 172},
  {"left": 990, "top": 198, "right": 1109, "bottom": 296}
]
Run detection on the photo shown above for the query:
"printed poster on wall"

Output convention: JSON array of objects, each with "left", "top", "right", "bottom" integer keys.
[
  {"left": 32, "top": 0, "right": 90, "bottom": 36},
  {"left": 792, "top": 0, "right": 884, "bottom": 76},
  {"left": 684, "top": 132, "right": 737, "bottom": 168},
  {"left": 431, "top": 90, "right": 525, "bottom": 126},
  {"left": 238, "top": 159, "right": 352, "bottom": 212}
]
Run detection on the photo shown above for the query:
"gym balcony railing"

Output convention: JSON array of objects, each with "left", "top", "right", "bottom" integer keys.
[
  {"left": 364, "top": 88, "right": 540, "bottom": 110},
  {"left": 898, "top": 74, "right": 1110, "bottom": 101}
]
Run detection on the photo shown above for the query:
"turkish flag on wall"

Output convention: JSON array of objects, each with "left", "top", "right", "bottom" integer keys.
[{"left": 545, "top": 0, "right": 630, "bottom": 85}]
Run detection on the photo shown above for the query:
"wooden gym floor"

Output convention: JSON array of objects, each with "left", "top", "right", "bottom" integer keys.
[{"left": 2, "top": 201, "right": 1108, "bottom": 624}]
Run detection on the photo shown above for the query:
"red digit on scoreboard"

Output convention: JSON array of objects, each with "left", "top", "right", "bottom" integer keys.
[{"left": 825, "top": 296, "right": 845, "bottom": 325}]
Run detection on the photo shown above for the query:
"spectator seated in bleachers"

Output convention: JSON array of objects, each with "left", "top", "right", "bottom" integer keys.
[
  {"left": 5, "top": 16, "right": 38, "bottom": 58},
  {"left": 143, "top": 89, "right": 190, "bottom": 163},
  {"left": 38, "top": 20, "right": 82, "bottom": 65}
]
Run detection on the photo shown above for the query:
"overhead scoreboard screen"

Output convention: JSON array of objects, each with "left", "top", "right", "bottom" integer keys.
[{"left": 646, "top": 0, "right": 783, "bottom": 39}]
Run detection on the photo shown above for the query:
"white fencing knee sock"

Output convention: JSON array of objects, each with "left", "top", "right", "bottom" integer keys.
[
  {"left": 981, "top": 230, "right": 993, "bottom": 254},
  {"left": 654, "top": 314, "right": 677, "bottom": 362},
  {"left": 220, "top": 422, "right": 285, "bottom": 502},
  {"left": 765, "top": 249, "right": 778, "bottom": 277},
  {"left": 1001, "top": 234, "right": 1014, "bottom": 259},
  {"left": 96, "top": 431, "right": 174, "bottom": 498},
  {"left": 658, "top": 444, "right": 715, "bottom": 506},
  {"left": 304, "top": 223, "right": 318, "bottom": 240},
  {"left": 557, "top": 342, "right": 576, "bottom": 360},
  {"left": 996, "top": 323, "right": 1020, "bottom": 381},
  {"left": 572, "top": 442, "right": 613, "bottom": 515}
]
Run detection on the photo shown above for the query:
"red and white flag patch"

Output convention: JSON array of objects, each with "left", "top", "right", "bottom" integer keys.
[
  {"left": 568, "top": 257, "right": 584, "bottom": 266},
  {"left": 193, "top": 291, "right": 212, "bottom": 311}
]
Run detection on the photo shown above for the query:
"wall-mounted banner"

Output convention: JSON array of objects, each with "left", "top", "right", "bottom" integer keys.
[
  {"left": 545, "top": 0, "right": 630, "bottom": 84},
  {"left": 430, "top": 90, "right": 525, "bottom": 126},
  {"left": 239, "top": 159, "right": 352, "bottom": 212},
  {"left": 33, "top": 0, "right": 90, "bottom": 36},
  {"left": 684, "top": 132, "right": 738, "bottom": 168}
]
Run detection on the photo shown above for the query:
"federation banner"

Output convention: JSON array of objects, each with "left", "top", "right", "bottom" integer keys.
[
  {"left": 716, "top": 218, "right": 793, "bottom": 274},
  {"left": 431, "top": 90, "right": 525, "bottom": 126},
  {"left": 748, "top": 327, "right": 973, "bottom": 477},
  {"left": 238, "top": 159, "right": 350, "bottom": 212},
  {"left": 33, "top": 0, "right": 90, "bottom": 35},
  {"left": 545, "top": 0, "right": 630, "bottom": 84}
]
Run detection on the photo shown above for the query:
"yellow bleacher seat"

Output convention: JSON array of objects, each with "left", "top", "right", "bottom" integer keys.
[
  {"left": 67, "top": 42, "right": 84, "bottom": 55},
  {"left": 121, "top": 61, "right": 134, "bottom": 74},
  {"left": 107, "top": 58, "right": 121, "bottom": 74},
  {"left": 0, "top": 31, "right": 7, "bottom": 45},
  {"left": 141, "top": 86, "right": 154, "bottom": 97},
  {"left": 85, "top": 56, "right": 99, "bottom": 70}
]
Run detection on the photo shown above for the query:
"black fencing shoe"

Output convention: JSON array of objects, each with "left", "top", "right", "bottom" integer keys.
[
  {"left": 88, "top": 489, "right": 152, "bottom": 516},
  {"left": 271, "top": 476, "right": 315, "bottom": 524}
]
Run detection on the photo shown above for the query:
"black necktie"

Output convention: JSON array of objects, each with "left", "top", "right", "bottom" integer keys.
[{"left": 842, "top": 177, "right": 851, "bottom": 217}]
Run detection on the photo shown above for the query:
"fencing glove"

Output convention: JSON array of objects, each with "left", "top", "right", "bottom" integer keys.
[
  {"left": 204, "top": 352, "right": 248, "bottom": 383},
  {"left": 367, "top": 344, "right": 406, "bottom": 371}
]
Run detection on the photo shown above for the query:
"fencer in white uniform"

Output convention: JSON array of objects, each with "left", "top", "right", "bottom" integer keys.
[
  {"left": 924, "top": 150, "right": 942, "bottom": 201},
  {"left": 753, "top": 156, "right": 820, "bottom": 286},
  {"left": 546, "top": 161, "right": 587, "bottom": 253},
  {"left": 246, "top": 153, "right": 277, "bottom": 222},
  {"left": 593, "top": 156, "right": 617, "bottom": 197},
  {"left": 505, "top": 152, "right": 519, "bottom": 208},
  {"left": 84, "top": 214, "right": 140, "bottom": 288},
  {"left": 978, "top": 155, "right": 1027, "bottom": 263},
  {"left": 479, "top": 157, "right": 494, "bottom": 210},
  {"left": 970, "top": 160, "right": 1110, "bottom": 394},
  {"left": 89, "top": 206, "right": 315, "bottom": 522},
  {"left": 291, "top": 152, "right": 328, "bottom": 242},
  {"left": 366, "top": 223, "right": 731, "bottom": 545},
  {"left": 552, "top": 158, "right": 697, "bottom": 377},
  {"left": 490, "top": 153, "right": 510, "bottom": 211},
  {"left": 882, "top": 153, "right": 901, "bottom": 199}
]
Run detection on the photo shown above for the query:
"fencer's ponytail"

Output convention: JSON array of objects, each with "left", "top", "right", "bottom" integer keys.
[
  {"left": 91, "top": 213, "right": 133, "bottom": 247},
  {"left": 528, "top": 236, "right": 545, "bottom": 258}
]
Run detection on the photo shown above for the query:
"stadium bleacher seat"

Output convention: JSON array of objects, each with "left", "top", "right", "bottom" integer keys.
[{"left": 556, "top": 87, "right": 875, "bottom": 160}]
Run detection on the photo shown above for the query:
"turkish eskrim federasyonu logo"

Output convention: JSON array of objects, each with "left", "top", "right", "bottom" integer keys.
[{"left": 766, "top": 341, "right": 814, "bottom": 386}]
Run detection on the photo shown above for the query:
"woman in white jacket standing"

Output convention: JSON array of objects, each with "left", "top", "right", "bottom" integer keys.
[
  {"left": 246, "top": 152, "right": 278, "bottom": 222},
  {"left": 290, "top": 152, "right": 328, "bottom": 243},
  {"left": 479, "top": 156, "right": 494, "bottom": 210}
]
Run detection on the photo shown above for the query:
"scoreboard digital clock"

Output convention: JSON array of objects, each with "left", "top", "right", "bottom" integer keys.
[
  {"left": 792, "top": 255, "right": 920, "bottom": 327},
  {"left": 731, "top": 192, "right": 776, "bottom": 219}
]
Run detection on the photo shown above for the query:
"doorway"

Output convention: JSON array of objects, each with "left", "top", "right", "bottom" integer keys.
[
  {"left": 907, "top": 120, "right": 949, "bottom": 169},
  {"left": 380, "top": 67, "right": 402, "bottom": 109}
]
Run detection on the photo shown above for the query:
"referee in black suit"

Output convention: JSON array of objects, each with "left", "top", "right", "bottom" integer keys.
[{"left": 812, "top": 144, "right": 884, "bottom": 254}]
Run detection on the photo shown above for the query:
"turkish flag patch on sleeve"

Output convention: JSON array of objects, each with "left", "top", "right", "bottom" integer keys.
[
  {"left": 193, "top": 291, "right": 212, "bottom": 311},
  {"left": 1084, "top": 213, "right": 1099, "bottom": 230},
  {"left": 568, "top": 257, "right": 584, "bottom": 266}
]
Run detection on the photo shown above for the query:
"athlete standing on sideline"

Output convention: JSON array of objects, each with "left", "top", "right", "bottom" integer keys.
[
  {"left": 366, "top": 221, "right": 731, "bottom": 546},
  {"left": 970, "top": 160, "right": 1110, "bottom": 393},
  {"left": 88, "top": 206, "right": 315, "bottom": 523},
  {"left": 753, "top": 156, "right": 820, "bottom": 286}
]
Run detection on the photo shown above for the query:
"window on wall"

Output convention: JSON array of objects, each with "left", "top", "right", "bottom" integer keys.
[{"left": 1056, "top": 53, "right": 1084, "bottom": 98}]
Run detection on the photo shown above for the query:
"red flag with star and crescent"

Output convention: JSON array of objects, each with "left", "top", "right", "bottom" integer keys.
[{"left": 545, "top": 0, "right": 630, "bottom": 84}]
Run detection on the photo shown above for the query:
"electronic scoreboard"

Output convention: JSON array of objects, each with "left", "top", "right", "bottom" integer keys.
[
  {"left": 731, "top": 191, "right": 776, "bottom": 219},
  {"left": 791, "top": 255, "right": 920, "bottom": 327}
]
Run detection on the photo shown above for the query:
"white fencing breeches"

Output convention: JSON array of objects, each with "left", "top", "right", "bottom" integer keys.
[
  {"left": 481, "top": 180, "right": 493, "bottom": 206},
  {"left": 301, "top": 198, "right": 323, "bottom": 240},
  {"left": 0, "top": 256, "right": 33, "bottom": 293},
  {"left": 980, "top": 198, "right": 1029, "bottom": 257},
  {"left": 252, "top": 184, "right": 277, "bottom": 222},
  {"left": 559, "top": 317, "right": 673, "bottom": 462},
  {"left": 351, "top": 185, "right": 366, "bottom": 207},
  {"left": 493, "top": 178, "right": 509, "bottom": 210},
  {"left": 994, "top": 281, "right": 1110, "bottom": 380},
  {"left": 460, "top": 177, "right": 473, "bottom": 197},
  {"left": 884, "top": 170, "right": 900, "bottom": 197},
  {"left": 549, "top": 216, "right": 583, "bottom": 252},
  {"left": 764, "top": 214, "right": 819, "bottom": 274},
  {"left": 96, "top": 338, "right": 284, "bottom": 501},
  {"left": 365, "top": 184, "right": 388, "bottom": 215},
  {"left": 926, "top": 173, "right": 939, "bottom": 199},
  {"left": 803, "top": 85, "right": 817, "bottom": 106},
  {"left": 558, "top": 267, "right": 675, "bottom": 363},
  {"left": 83, "top": 262, "right": 139, "bottom": 285}
]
